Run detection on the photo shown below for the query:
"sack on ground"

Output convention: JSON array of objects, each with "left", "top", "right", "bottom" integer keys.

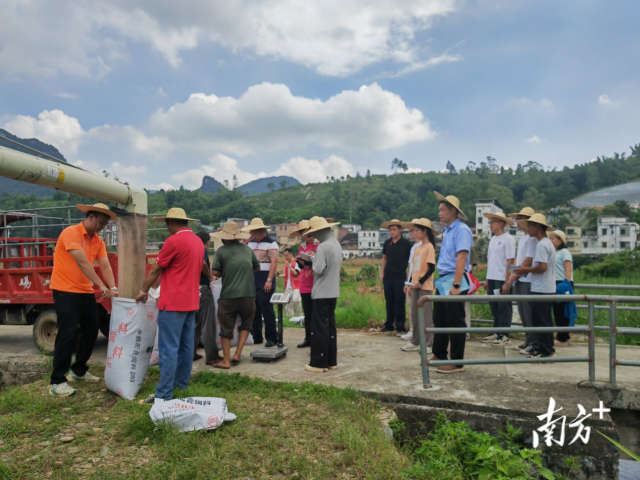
[
  {"left": 149, "top": 396, "right": 236, "bottom": 432},
  {"left": 289, "top": 316, "right": 305, "bottom": 325},
  {"left": 104, "top": 298, "right": 158, "bottom": 400},
  {"left": 211, "top": 279, "right": 254, "bottom": 349}
]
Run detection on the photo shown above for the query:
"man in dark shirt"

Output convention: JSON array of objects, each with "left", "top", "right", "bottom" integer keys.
[
  {"left": 193, "top": 231, "right": 218, "bottom": 364},
  {"left": 379, "top": 219, "right": 412, "bottom": 334}
]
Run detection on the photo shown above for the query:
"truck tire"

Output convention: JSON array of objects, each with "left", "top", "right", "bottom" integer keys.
[
  {"left": 98, "top": 305, "right": 110, "bottom": 338},
  {"left": 33, "top": 310, "right": 58, "bottom": 353}
]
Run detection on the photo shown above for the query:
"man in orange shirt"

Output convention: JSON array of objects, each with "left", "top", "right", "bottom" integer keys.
[{"left": 49, "top": 203, "right": 118, "bottom": 397}]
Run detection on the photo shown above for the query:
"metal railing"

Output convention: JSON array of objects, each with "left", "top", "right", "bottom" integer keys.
[{"left": 416, "top": 294, "right": 640, "bottom": 389}]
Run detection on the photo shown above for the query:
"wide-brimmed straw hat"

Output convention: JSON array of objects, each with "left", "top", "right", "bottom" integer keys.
[
  {"left": 76, "top": 203, "right": 117, "bottom": 221},
  {"left": 402, "top": 218, "right": 440, "bottom": 236},
  {"left": 289, "top": 220, "right": 311, "bottom": 237},
  {"left": 547, "top": 229, "right": 567, "bottom": 245},
  {"left": 381, "top": 219, "right": 404, "bottom": 229},
  {"left": 211, "top": 221, "right": 250, "bottom": 240},
  {"left": 483, "top": 212, "right": 514, "bottom": 226},
  {"left": 240, "top": 218, "right": 269, "bottom": 232},
  {"left": 517, "top": 213, "right": 556, "bottom": 232},
  {"left": 152, "top": 207, "right": 198, "bottom": 222},
  {"left": 508, "top": 207, "right": 535, "bottom": 218},
  {"left": 433, "top": 192, "right": 468, "bottom": 221},
  {"left": 302, "top": 216, "right": 340, "bottom": 235}
]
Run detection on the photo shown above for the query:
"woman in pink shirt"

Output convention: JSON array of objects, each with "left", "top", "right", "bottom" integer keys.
[{"left": 292, "top": 220, "right": 319, "bottom": 349}]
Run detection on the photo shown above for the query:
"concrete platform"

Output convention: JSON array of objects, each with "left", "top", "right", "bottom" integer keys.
[{"left": 3, "top": 325, "right": 640, "bottom": 478}]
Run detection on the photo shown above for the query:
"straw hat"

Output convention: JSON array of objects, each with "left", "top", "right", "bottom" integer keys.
[
  {"left": 211, "top": 221, "right": 250, "bottom": 240},
  {"left": 381, "top": 219, "right": 404, "bottom": 229},
  {"left": 508, "top": 206, "right": 535, "bottom": 218},
  {"left": 483, "top": 212, "right": 514, "bottom": 226},
  {"left": 152, "top": 207, "right": 198, "bottom": 222},
  {"left": 517, "top": 213, "right": 556, "bottom": 232},
  {"left": 402, "top": 218, "right": 440, "bottom": 236},
  {"left": 76, "top": 203, "right": 117, "bottom": 221},
  {"left": 433, "top": 192, "right": 467, "bottom": 221},
  {"left": 302, "top": 216, "right": 340, "bottom": 235},
  {"left": 547, "top": 229, "right": 567, "bottom": 245},
  {"left": 240, "top": 217, "right": 269, "bottom": 232},
  {"left": 289, "top": 220, "right": 311, "bottom": 237}
]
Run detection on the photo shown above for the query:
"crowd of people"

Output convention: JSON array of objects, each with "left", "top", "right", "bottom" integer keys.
[{"left": 46, "top": 190, "right": 574, "bottom": 400}]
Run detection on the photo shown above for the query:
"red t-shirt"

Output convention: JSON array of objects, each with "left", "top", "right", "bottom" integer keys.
[
  {"left": 298, "top": 240, "right": 318, "bottom": 294},
  {"left": 156, "top": 228, "right": 203, "bottom": 311},
  {"left": 284, "top": 261, "right": 301, "bottom": 290}
]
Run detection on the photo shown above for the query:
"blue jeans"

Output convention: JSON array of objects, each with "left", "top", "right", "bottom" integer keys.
[
  {"left": 156, "top": 309, "right": 196, "bottom": 400},
  {"left": 383, "top": 277, "right": 406, "bottom": 331}
]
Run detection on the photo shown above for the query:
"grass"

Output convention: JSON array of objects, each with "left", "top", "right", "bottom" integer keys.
[{"left": 0, "top": 365, "right": 408, "bottom": 479}]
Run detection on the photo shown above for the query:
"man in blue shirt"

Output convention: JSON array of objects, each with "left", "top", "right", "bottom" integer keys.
[{"left": 432, "top": 192, "right": 473, "bottom": 374}]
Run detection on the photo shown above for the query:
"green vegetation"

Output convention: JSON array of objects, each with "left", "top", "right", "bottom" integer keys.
[
  {"left": 0, "top": 367, "right": 407, "bottom": 479},
  {"left": 3, "top": 145, "right": 640, "bottom": 229},
  {"left": 394, "top": 413, "right": 556, "bottom": 480}
]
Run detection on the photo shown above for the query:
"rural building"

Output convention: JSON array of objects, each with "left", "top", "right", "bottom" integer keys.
[
  {"left": 358, "top": 229, "right": 380, "bottom": 256},
  {"left": 276, "top": 223, "right": 300, "bottom": 249},
  {"left": 565, "top": 225, "right": 582, "bottom": 255},
  {"left": 582, "top": 216, "right": 640, "bottom": 254}
]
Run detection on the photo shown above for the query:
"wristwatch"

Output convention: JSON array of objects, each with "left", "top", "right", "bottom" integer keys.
[
  {"left": 267, "top": 278, "right": 272, "bottom": 282},
  {"left": 453, "top": 283, "right": 461, "bottom": 289},
  {"left": 111, "top": 287, "right": 118, "bottom": 292}
]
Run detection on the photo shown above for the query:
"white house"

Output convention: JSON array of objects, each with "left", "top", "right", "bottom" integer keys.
[
  {"left": 358, "top": 229, "right": 380, "bottom": 256},
  {"left": 582, "top": 216, "right": 640, "bottom": 254},
  {"left": 475, "top": 199, "right": 522, "bottom": 238},
  {"left": 342, "top": 224, "right": 362, "bottom": 232}
]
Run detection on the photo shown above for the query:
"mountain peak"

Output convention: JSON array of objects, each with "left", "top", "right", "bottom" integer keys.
[{"left": 199, "top": 175, "right": 301, "bottom": 196}]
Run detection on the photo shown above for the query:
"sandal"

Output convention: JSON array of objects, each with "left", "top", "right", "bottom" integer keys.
[
  {"left": 231, "top": 358, "right": 241, "bottom": 366},
  {"left": 205, "top": 358, "right": 223, "bottom": 366},
  {"left": 213, "top": 364, "right": 230, "bottom": 370}
]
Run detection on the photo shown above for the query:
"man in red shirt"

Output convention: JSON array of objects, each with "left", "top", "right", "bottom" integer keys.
[
  {"left": 136, "top": 208, "right": 204, "bottom": 404},
  {"left": 49, "top": 203, "right": 118, "bottom": 397}
]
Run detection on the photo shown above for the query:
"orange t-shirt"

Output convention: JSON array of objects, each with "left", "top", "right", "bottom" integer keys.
[
  {"left": 50, "top": 222, "right": 107, "bottom": 294},
  {"left": 411, "top": 242, "right": 436, "bottom": 291}
]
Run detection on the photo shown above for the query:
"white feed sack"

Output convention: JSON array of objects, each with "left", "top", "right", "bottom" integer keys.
[
  {"left": 149, "top": 397, "right": 237, "bottom": 432},
  {"left": 104, "top": 298, "right": 158, "bottom": 400}
]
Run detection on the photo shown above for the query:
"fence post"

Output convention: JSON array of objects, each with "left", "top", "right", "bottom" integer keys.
[
  {"left": 417, "top": 306, "right": 431, "bottom": 388},
  {"left": 609, "top": 301, "right": 617, "bottom": 387},
  {"left": 588, "top": 301, "right": 595, "bottom": 383}
]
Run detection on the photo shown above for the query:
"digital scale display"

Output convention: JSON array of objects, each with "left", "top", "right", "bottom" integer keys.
[{"left": 270, "top": 293, "right": 291, "bottom": 304}]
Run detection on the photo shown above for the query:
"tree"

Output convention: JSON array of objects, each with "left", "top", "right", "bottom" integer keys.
[
  {"left": 232, "top": 175, "right": 239, "bottom": 190},
  {"left": 391, "top": 158, "right": 408, "bottom": 172},
  {"left": 446, "top": 161, "right": 457, "bottom": 174},
  {"left": 366, "top": 169, "right": 372, "bottom": 183},
  {"left": 267, "top": 182, "right": 276, "bottom": 192},
  {"left": 280, "top": 180, "right": 288, "bottom": 189},
  {"left": 223, "top": 179, "right": 230, "bottom": 190}
]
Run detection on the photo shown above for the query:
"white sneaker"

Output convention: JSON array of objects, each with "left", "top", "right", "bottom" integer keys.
[
  {"left": 481, "top": 333, "right": 498, "bottom": 343},
  {"left": 66, "top": 371, "right": 100, "bottom": 383},
  {"left": 401, "top": 343, "right": 420, "bottom": 352},
  {"left": 400, "top": 330, "right": 413, "bottom": 341},
  {"left": 49, "top": 382, "right": 76, "bottom": 397},
  {"left": 490, "top": 336, "right": 511, "bottom": 347}
]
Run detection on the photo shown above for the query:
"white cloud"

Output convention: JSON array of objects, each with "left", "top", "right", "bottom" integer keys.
[
  {"left": 598, "top": 94, "right": 618, "bottom": 106},
  {"left": 0, "top": 0, "right": 457, "bottom": 79},
  {"left": 4, "top": 110, "right": 84, "bottom": 154},
  {"left": 171, "top": 153, "right": 356, "bottom": 189},
  {"left": 150, "top": 82, "right": 434, "bottom": 155},
  {"left": 55, "top": 92, "right": 79, "bottom": 99},
  {"left": 508, "top": 98, "right": 553, "bottom": 108},
  {"left": 526, "top": 135, "right": 541, "bottom": 143},
  {"left": 390, "top": 53, "right": 462, "bottom": 77}
]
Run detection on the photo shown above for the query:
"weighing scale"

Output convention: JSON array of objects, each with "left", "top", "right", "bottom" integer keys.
[{"left": 250, "top": 292, "right": 290, "bottom": 363}]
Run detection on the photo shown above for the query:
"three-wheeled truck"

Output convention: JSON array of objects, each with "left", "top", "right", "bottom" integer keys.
[{"left": 0, "top": 208, "right": 158, "bottom": 352}]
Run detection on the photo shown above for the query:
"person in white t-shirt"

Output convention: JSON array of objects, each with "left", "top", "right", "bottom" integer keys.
[
  {"left": 481, "top": 212, "right": 516, "bottom": 347},
  {"left": 514, "top": 213, "right": 556, "bottom": 358},
  {"left": 507, "top": 207, "right": 535, "bottom": 351},
  {"left": 400, "top": 227, "right": 422, "bottom": 341}
]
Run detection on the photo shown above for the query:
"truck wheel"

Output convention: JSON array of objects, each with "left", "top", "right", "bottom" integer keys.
[
  {"left": 33, "top": 310, "right": 58, "bottom": 353},
  {"left": 98, "top": 306, "right": 110, "bottom": 338}
]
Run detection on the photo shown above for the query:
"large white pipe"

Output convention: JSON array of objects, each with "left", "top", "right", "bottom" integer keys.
[{"left": 0, "top": 146, "right": 147, "bottom": 214}]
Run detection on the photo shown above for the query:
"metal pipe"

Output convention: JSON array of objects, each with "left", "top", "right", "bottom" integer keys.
[
  {"left": 574, "top": 284, "right": 640, "bottom": 291},
  {"left": 588, "top": 301, "right": 595, "bottom": 383},
  {"left": 616, "top": 327, "right": 640, "bottom": 335},
  {"left": 417, "top": 294, "right": 640, "bottom": 306},
  {"left": 0, "top": 146, "right": 147, "bottom": 214},
  {"left": 471, "top": 318, "right": 524, "bottom": 326},
  {"left": 616, "top": 360, "right": 640, "bottom": 367},
  {"left": 428, "top": 326, "right": 587, "bottom": 335},
  {"left": 577, "top": 305, "right": 640, "bottom": 312},
  {"left": 428, "top": 356, "right": 590, "bottom": 366},
  {"left": 610, "top": 302, "right": 617, "bottom": 387},
  {"left": 417, "top": 304, "right": 431, "bottom": 388}
]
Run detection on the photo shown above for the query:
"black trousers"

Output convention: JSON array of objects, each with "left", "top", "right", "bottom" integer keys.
[
  {"left": 252, "top": 288, "right": 277, "bottom": 344},
  {"left": 383, "top": 277, "right": 406, "bottom": 331},
  {"left": 432, "top": 289, "right": 468, "bottom": 367},
  {"left": 531, "top": 292, "right": 555, "bottom": 355},
  {"left": 553, "top": 280, "right": 573, "bottom": 342},
  {"left": 300, "top": 293, "right": 313, "bottom": 341},
  {"left": 487, "top": 279, "right": 512, "bottom": 335},
  {"left": 309, "top": 298, "right": 337, "bottom": 369},
  {"left": 51, "top": 290, "right": 99, "bottom": 385}
]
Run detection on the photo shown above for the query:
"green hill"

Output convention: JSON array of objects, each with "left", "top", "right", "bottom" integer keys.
[{"left": 1, "top": 144, "right": 640, "bottom": 228}]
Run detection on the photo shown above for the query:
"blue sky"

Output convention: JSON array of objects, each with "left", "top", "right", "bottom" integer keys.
[{"left": 1, "top": 0, "right": 639, "bottom": 190}]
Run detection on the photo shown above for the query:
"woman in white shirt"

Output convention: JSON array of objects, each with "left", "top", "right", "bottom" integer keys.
[{"left": 548, "top": 230, "right": 573, "bottom": 347}]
